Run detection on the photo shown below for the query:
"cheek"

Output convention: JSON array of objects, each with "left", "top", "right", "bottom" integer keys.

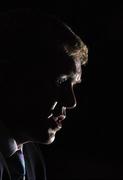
[{"left": 14, "top": 78, "right": 56, "bottom": 115}]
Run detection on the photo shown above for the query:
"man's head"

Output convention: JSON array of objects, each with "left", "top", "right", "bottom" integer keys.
[{"left": 0, "top": 10, "right": 88, "bottom": 144}]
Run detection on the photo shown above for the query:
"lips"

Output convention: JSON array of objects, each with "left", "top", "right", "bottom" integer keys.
[
  {"left": 48, "top": 114, "right": 66, "bottom": 131},
  {"left": 53, "top": 115, "right": 66, "bottom": 122}
]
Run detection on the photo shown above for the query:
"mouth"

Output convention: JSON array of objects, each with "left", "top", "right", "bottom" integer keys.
[{"left": 48, "top": 114, "right": 66, "bottom": 131}]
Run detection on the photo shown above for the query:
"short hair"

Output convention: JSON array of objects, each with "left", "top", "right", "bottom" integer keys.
[
  {"left": 61, "top": 25, "right": 88, "bottom": 65},
  {"left": 0, "top": 9, "right": 88, "bottom": 65},
  {"left": 0, "top": 9, "right": 88, "bottom": 121},
  {"left": 37, "top": 14, "right": 88, "bottom": 66}
]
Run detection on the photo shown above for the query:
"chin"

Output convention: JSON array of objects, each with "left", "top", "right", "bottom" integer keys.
[
  {"left": 45, "top": 136, "right": 55, "bottom": 144},
  {"left": 44, "top": 128, "right": 56, "bottom": 144},
  {"left": 34, "top": 128, "right": 56, "bottom": 145}
]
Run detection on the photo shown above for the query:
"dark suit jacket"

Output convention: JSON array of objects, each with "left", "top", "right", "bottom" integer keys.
[{"left": 0, "top": 143, "right": 46, "bottom": 180}]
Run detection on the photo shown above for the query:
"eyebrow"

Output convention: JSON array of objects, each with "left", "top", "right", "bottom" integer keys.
[{"left": 59, "top": 73, "right": 82, "bottom": 84}]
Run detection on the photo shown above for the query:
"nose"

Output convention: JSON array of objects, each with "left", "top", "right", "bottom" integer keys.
[{"left": 64, "top": 85, "right": 77, "bottom": 110}]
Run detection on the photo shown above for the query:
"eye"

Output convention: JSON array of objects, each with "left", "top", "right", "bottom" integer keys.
[{"left": 56, "top": 76, "right": 68, "bottom": 86}]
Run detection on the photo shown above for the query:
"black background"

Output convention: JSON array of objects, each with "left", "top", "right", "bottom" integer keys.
[
  {"left": 39, "top": 2, "right": 123, "bottom": 180},
  {"left": 1, "top": 2, "right": 123, "bottom": 179}
]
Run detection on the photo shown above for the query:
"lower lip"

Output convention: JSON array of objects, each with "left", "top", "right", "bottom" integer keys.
[{"left": 50, "top": 118, "right": 62, "bottom": 130}]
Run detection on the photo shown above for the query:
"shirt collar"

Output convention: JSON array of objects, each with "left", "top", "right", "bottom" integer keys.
[{"left": 0, "top": 120, "right": 18, "bottom": 158}]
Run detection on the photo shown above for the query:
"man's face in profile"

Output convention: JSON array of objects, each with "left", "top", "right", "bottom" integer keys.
[
  {"left": 43, "top": 55, "right": 82, "bottom": 144},
  {"left": 8, "top": 53, "right": 82, "bottom": 145},
  {"left": 0, "top": 12, "right": 88, "bottom": 147},
  {"left": 32, "top": 54, "right": 81, "bottom": 144}
]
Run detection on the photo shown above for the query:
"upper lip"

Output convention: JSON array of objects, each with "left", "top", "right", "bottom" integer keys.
[
  {"left": 48, "top": 113, "right": 66, "bottom": 122},
  {"left": 48, "top": 107, "right": 66, "bottom": 122}
]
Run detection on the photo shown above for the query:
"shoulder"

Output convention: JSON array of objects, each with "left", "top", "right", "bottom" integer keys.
[
  {"left": 23, "top": 143, "right": 46, "bottom": 180},
  {"left": 0, "top": 152, "right": 4, "bottom": 177},
  {"left": 23, "top": 143, "right": 44, "bottom": 164},
  {"left": 0, "top": 152, "right": 11, "bottom": 180}
]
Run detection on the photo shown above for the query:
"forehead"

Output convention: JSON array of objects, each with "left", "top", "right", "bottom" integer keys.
[{"left": 54, "top": 53, "right": 82, "bottom": 76}]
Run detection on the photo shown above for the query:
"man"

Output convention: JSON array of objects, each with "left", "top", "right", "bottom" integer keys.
[{"left": 0, "top": 9, "right": 88, "bottom": 180}]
